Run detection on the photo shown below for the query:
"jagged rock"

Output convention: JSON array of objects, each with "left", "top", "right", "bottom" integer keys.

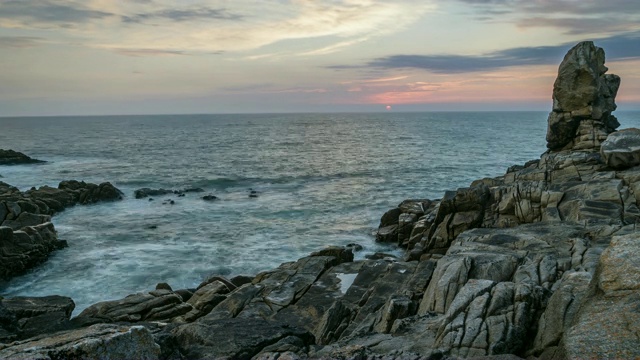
[
  {"left": 58, "top": 180, "right": 123, "bottom": 204},
  {"left": 0, "top": 295, "right": 75, "bottom": 342},
  {"left": 561, "top": 233, "right": 640, "bottom": 359},
  {"left": 74, "top": 289, "right": 192, "bottom": 325},
  {"left": 546, "top": 41, "right": 620, "bottom": 151},
  {"left": 174, "top": 318, "right": 313, "bottom": 360},
  {"left": 0, "top": 180, "right": 123, "bottom": 281},
  {"left": 600, "top": 128, "right": 640, "bottom": 169},
  {"left": 0, "top": 324, "right": 160, "bottom": 359},
  {"left": 0, "top": 223, "right": 65, "bottom": 280},
  {"left": 0, "top": 149, "right": 45, "bottom": 165},
  {"left": 1, "top": 212, "right": 52, "bottom": 230}
]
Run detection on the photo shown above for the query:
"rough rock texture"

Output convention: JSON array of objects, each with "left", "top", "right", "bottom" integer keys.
[
  {"left": 75, "top": 289, "right": 193, "bottom": 325},
  {"left": 0, "top": 180, "right": 123, "bottom": 280},
  {"left": 546, "top": 41, "right": 620, "bottom": 151},
  {"left": 0, "top": 149, "right": 45, "bottom": 165},
  {"left": 0, "top": 296, "right": 75, "bottom": 343},
  {"left": 600, "top": 128, "right": 640, "bottom": 169},
  {"left": 0, "top": 324, "right": 160, "bottom": 360}
]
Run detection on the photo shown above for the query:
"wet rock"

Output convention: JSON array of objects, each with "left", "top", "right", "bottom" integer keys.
[
  {"left": 0, "top": 223, "right": 62, "bottom": 280},
  {"left": 134, "top": 187, "right": 173, "bottom": 199},
  {"left": 0, "top": 149, "right": 45, "bottom": 165},
  {"left": 202, "top": 194, "right": 218, "bottom": 201}
]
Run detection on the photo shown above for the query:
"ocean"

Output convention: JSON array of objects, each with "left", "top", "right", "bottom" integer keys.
[{"left": 1, "top": 111, "right": 639, "bottom": 314}]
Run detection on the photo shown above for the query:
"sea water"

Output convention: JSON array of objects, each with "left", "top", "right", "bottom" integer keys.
[{"left": 1, "top": 112, "right": 638, "bottom": 313}]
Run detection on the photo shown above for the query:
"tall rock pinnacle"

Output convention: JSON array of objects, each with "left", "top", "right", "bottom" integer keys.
[{"left": 546, "top": 41, "right": 621, "bottom": 151}]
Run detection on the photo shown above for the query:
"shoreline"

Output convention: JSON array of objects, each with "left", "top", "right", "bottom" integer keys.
[{"left": 1, "top": 41, "right": 640, "bottom": 359}]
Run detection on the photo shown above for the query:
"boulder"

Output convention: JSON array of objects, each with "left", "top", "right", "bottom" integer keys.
[
  {"left": 600, "top": 128, "right": 640, "bottom": 169},
  {"left": 0, "top": 149, "right": 45, "bottom": 165},
  {"left": 546, "top": 41, "right": 621, "bottom": 151}
]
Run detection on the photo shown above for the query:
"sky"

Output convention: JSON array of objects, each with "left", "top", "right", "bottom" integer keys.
[{"left": 1, "top": 0, "right": 639, "bottom": 116}]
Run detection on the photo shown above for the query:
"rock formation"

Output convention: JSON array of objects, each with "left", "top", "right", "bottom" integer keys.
[
  {"left": 0, "top": 149, "right": 45, "bottom": 165},
  {"left": 546, "top": 41, "right": 621, "bottom": 151},
  {"left": 1, "top": 42, "right": 639, "bottom": 359},
  {"left": 0, "top": 180, "right": 123, "bottom": 280}
]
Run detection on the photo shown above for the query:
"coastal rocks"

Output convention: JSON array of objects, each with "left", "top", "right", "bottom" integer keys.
[
  {"left": 75, "top": 289, "right": 192, "bottom": 325},
  {"left": 600, "top": 128, "right": 640, "bottom": 169},
  {"left": 0, "top": 180, "right": 123, "bottom": 280},
  {"left": 560, "top": 233, "right": 640, "bottom": 359},
  {"left": 0, "top": 324, "right": 160, "bottom": 360},
  {"left": 0, "top": 149, "right": 45, "bottom": 165},
  {"left": 546, "top": 41, "right": 620, "bottom": 151},
  {"left": 174, "top": 318, "right": 314, "bottom": 360},
  {"left": 0, "top": 295, "right": 75, "bottom": 343},
  {"left": 0, "top": 223, "right": 66, "bottom": 280},
  {"left": 58, "top": 180, "right": 124, "bottom": 204}
]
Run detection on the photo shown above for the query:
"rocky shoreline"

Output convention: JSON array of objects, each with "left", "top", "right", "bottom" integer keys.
[{"left": 1, "top": 41, "right": 639, "bottom": 359}]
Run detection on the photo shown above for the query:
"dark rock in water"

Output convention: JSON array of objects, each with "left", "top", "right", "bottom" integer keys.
[
  {"left": 183, "top": 187, "right": 205, "bottom": 193},
  {"left": 134, "top": 187, "right": 173, "bottom": 199},
  {"left": 0, "top": 223, "right": 61, "bottom": 280},
  {"left": 0, "top": 295, "right": 75, "bottom": 341},
  {"left": 202, "top": 194, "right": 218, "bottom": 201},
  {"left": 136, "top": 187, "right": 205, "bottom": 199},
  {"left": 0, "top": 149, "right": 45, "bottom": 165}
]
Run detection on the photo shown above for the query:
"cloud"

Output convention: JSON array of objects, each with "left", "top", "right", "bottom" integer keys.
[
  {"left": 0, "top": 36, "right": 45, "bottom": 48},
  {"left": 455, "top": 0, "right": 640, "bottom": 35},
  {"left": 346, "top": 31, "right": 640, "bottom": 74},
  {"left": 122, "top": 7, "right": 242, "bottom": 24},
  {"left": 0, "top": 0, "right": 435, "bottom": 55},
  {"left": 112, "top": 48, "right": 186, "bottom": 57},
  {"left": 0, "top": 0, "right": 113, "bottom": 28}
]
